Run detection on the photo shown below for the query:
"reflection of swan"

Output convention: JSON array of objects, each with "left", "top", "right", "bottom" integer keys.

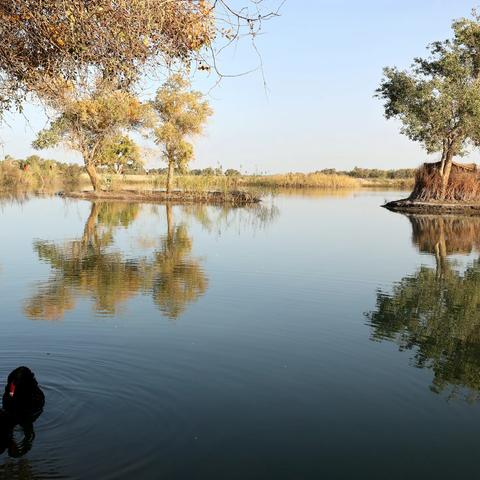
[
  {"left": 366, "top": 213, "right": 480, "bottom": 402},
  {"left": 0, "top": 421, "right": 36, "bottom": 458}
]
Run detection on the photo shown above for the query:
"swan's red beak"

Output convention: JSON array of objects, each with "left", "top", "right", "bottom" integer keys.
[{"left": 9, "top": 383, "right": 15, "bottom": 397}]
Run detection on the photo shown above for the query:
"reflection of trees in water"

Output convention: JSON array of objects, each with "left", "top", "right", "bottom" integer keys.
[
  {"left": 24, "top": 202, "right": 207, "bottom": 320},
  {"left": 410, "top": 215, "right": 480, "bottom": 268},
  {"left": 367, "top": 214, "right": 480, "bottom": 401},
  {"left": 148, "top": 208, "right": 208, "bottom": 318},
  {"left": 181, "top": 202, "right": 279, "bottom": 235}
]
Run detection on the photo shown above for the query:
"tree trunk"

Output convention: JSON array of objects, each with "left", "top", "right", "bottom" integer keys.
[
  {"left": 166, "top": 161, "right": 174, "bottom": 194},
  {"left": 440, "top": 146, "right": 454, "bottom": 199},
  {"left": 439, "top": 140, "right": 447, "bottom": 176},
  {"left": 166, "top": 203, "right": 173, "bottom": 240},
  {"left": 82, "top": 202, "right": 100, "bottom": 244},
  {"left": 85, "top": 163, "right": 100, "bottom": 191},
  {"left": 434, "top": 218, "right": 447, "bottom": 278}
]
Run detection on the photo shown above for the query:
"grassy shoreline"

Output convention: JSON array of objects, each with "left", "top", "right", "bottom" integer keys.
[
  {"left": 0, "top": 161, "right": 416, "bottom": 195},
  {"left": 77, "top": 172, "right": 414, "bottom": 191}
]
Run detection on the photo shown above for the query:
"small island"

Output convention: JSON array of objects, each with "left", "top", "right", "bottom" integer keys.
[
  {"left": 384, "top": 161, "right": 480, "bottom": 214},
  {"left": 63, "top": 189, "right": 260, "bottom": 205},
  {"left": 377, "top": 15, "right": 480, "bottom": 214}
]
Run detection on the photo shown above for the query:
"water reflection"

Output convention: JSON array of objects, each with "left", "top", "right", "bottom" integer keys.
[
  {"left": 181, "top": 202, "right": 279, "bottom": 235},
  {"left": 24, "top": 202, "right": 208, "bottom": 320},
  {"left": 367, "top": 214, "right": 480, "bottom": 401},
  {"left": 150, "top": 205, "right": 208, "bottom": 318},
  {"left": 0, "top": 423, "right": 36, "bottom": 458}
]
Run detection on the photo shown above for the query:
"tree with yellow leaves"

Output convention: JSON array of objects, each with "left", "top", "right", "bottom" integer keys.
[
  {"left": 151, "top": 75, "right": 212, "bottom": 193},
  {"left": 33, "top": 83, "right": 153, "bottom": 190}
]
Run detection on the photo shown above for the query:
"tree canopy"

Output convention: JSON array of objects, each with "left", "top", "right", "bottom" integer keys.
[
  {"left": 0, "top": 0, "right": 214, "bottom": 108},
  {"left": 32, "top": 83, "right": 153, "bottom": 190},
  {"left": 96, "top": 135, "right": 142, "bottom": 175},
  {"left": 0, "top": 0, "right": 281, "bottom": 112},
  {"left": 151, "top": 74, "right": 213, "bottom": 193},
  {"left": 376, "top": 12, "right": 480, "bottom": 196}
]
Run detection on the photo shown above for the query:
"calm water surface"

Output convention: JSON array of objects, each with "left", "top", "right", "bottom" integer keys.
[{"left": 1, "top": 190, "right": 480, "bottom": 479}]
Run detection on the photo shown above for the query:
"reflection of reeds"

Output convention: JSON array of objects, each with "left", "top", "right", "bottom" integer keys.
[
  {"left": 269, "top": 187, "right": 356, "bottom": 198},
  {"left": 409, "top": 214, "right": 480, "bottom": 255},
  {"left": 411, "top": 164, "right": 480, "bottom": 201},
  {"left": 181, "top": 202, "right": 280, "bottom": 234}
]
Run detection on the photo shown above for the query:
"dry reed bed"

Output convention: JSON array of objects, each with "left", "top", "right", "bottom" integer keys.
[
  {"left": 89, "top": 172, "right": 361, "bottom": 191},
  {"left": 242, "top": 173, "right": 360, "bottom": 189},
  {"left": 411, "top": 165, "right": 480, "bottom": 201}
]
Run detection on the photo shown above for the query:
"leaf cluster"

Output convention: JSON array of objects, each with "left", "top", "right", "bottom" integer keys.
[
  {"left": 151, "top": 74, "right": 212, "bottom": 168},
  {"left": 0, "top": 0, "right": 215, "bottom": 107},
  {"left": 376, "top": 12, "right": 480, "bottom": 156}
]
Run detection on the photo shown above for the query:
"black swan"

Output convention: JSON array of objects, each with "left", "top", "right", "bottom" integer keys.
[
  {"left": 2, "top": 367, "right": 45, "bottom": 417},
  {"left": 0, "top": 367, "right": 44, "bottom": 457}
]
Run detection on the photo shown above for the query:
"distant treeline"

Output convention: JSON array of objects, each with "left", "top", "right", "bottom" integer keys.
[
  {"left": 1, "top": 156, "right": 417, "bottom": 179},
  {"left": 3, "top": 157, "right": 242, "bottom": 177},
  {"left": 0, "top": 155, "right": 83, "bottom": 190},
  {"left": 316, "top": 167, "right": 416, "bottom": 179},
  {"left": 148, "top": 167, "right": 242, "bottom": 176},
  {"left": 3, "top": 155, "right": 83, "bottom": 175}
]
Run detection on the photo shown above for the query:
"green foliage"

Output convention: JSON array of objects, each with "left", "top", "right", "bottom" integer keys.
[
  {"left": 199, "top": 167, "right": 215, "bottom": 176},
  {"left": 376, "top": 12, "right": 480, "bottom": 161},
  {"left": 317, "top": 167, "right": 416, "bottom": 179},
  {"left": 96, "top": 135, "right": 142, "bottom": 174}
]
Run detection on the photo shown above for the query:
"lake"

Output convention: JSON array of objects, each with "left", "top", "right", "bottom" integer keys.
[{"left": 1, "top": 190, "right": 480, "bottom": 479}]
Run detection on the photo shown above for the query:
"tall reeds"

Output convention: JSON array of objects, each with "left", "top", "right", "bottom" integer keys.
[{"left": 411, "top": 165, "right": 480, "bottom": 201}]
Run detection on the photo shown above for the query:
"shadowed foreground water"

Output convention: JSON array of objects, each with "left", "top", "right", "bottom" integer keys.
[{"left": 1, "top": 191, "right": 480, "bottom": 479}]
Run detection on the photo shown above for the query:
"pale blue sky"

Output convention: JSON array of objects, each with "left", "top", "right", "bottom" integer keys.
[{"left": 1, "top": 1, "right": 479, "bottom": 173}]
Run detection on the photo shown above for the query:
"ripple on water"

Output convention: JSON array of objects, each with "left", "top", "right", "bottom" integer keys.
[{"left": 0, "top": 342, "right": 194, "bottom": 480}]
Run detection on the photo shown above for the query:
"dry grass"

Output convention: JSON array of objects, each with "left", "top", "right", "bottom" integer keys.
[
  {"left": 0, "top": 161, "right": 35, "bottom": 190},
  {"left": 411, "top": 165, "right": 480, "bottom": 201},
  {"left": 0, "top": 160, "right": 79, "bottom": 192},
  {"left": 79, "top": 172, "right": 360, "bottom": 192},
  {"left": 359, "top": 178, "right": 415, "bottom": 189},
  {"left": 242, "top": 173, "right": 360, "bottom": 189}
]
